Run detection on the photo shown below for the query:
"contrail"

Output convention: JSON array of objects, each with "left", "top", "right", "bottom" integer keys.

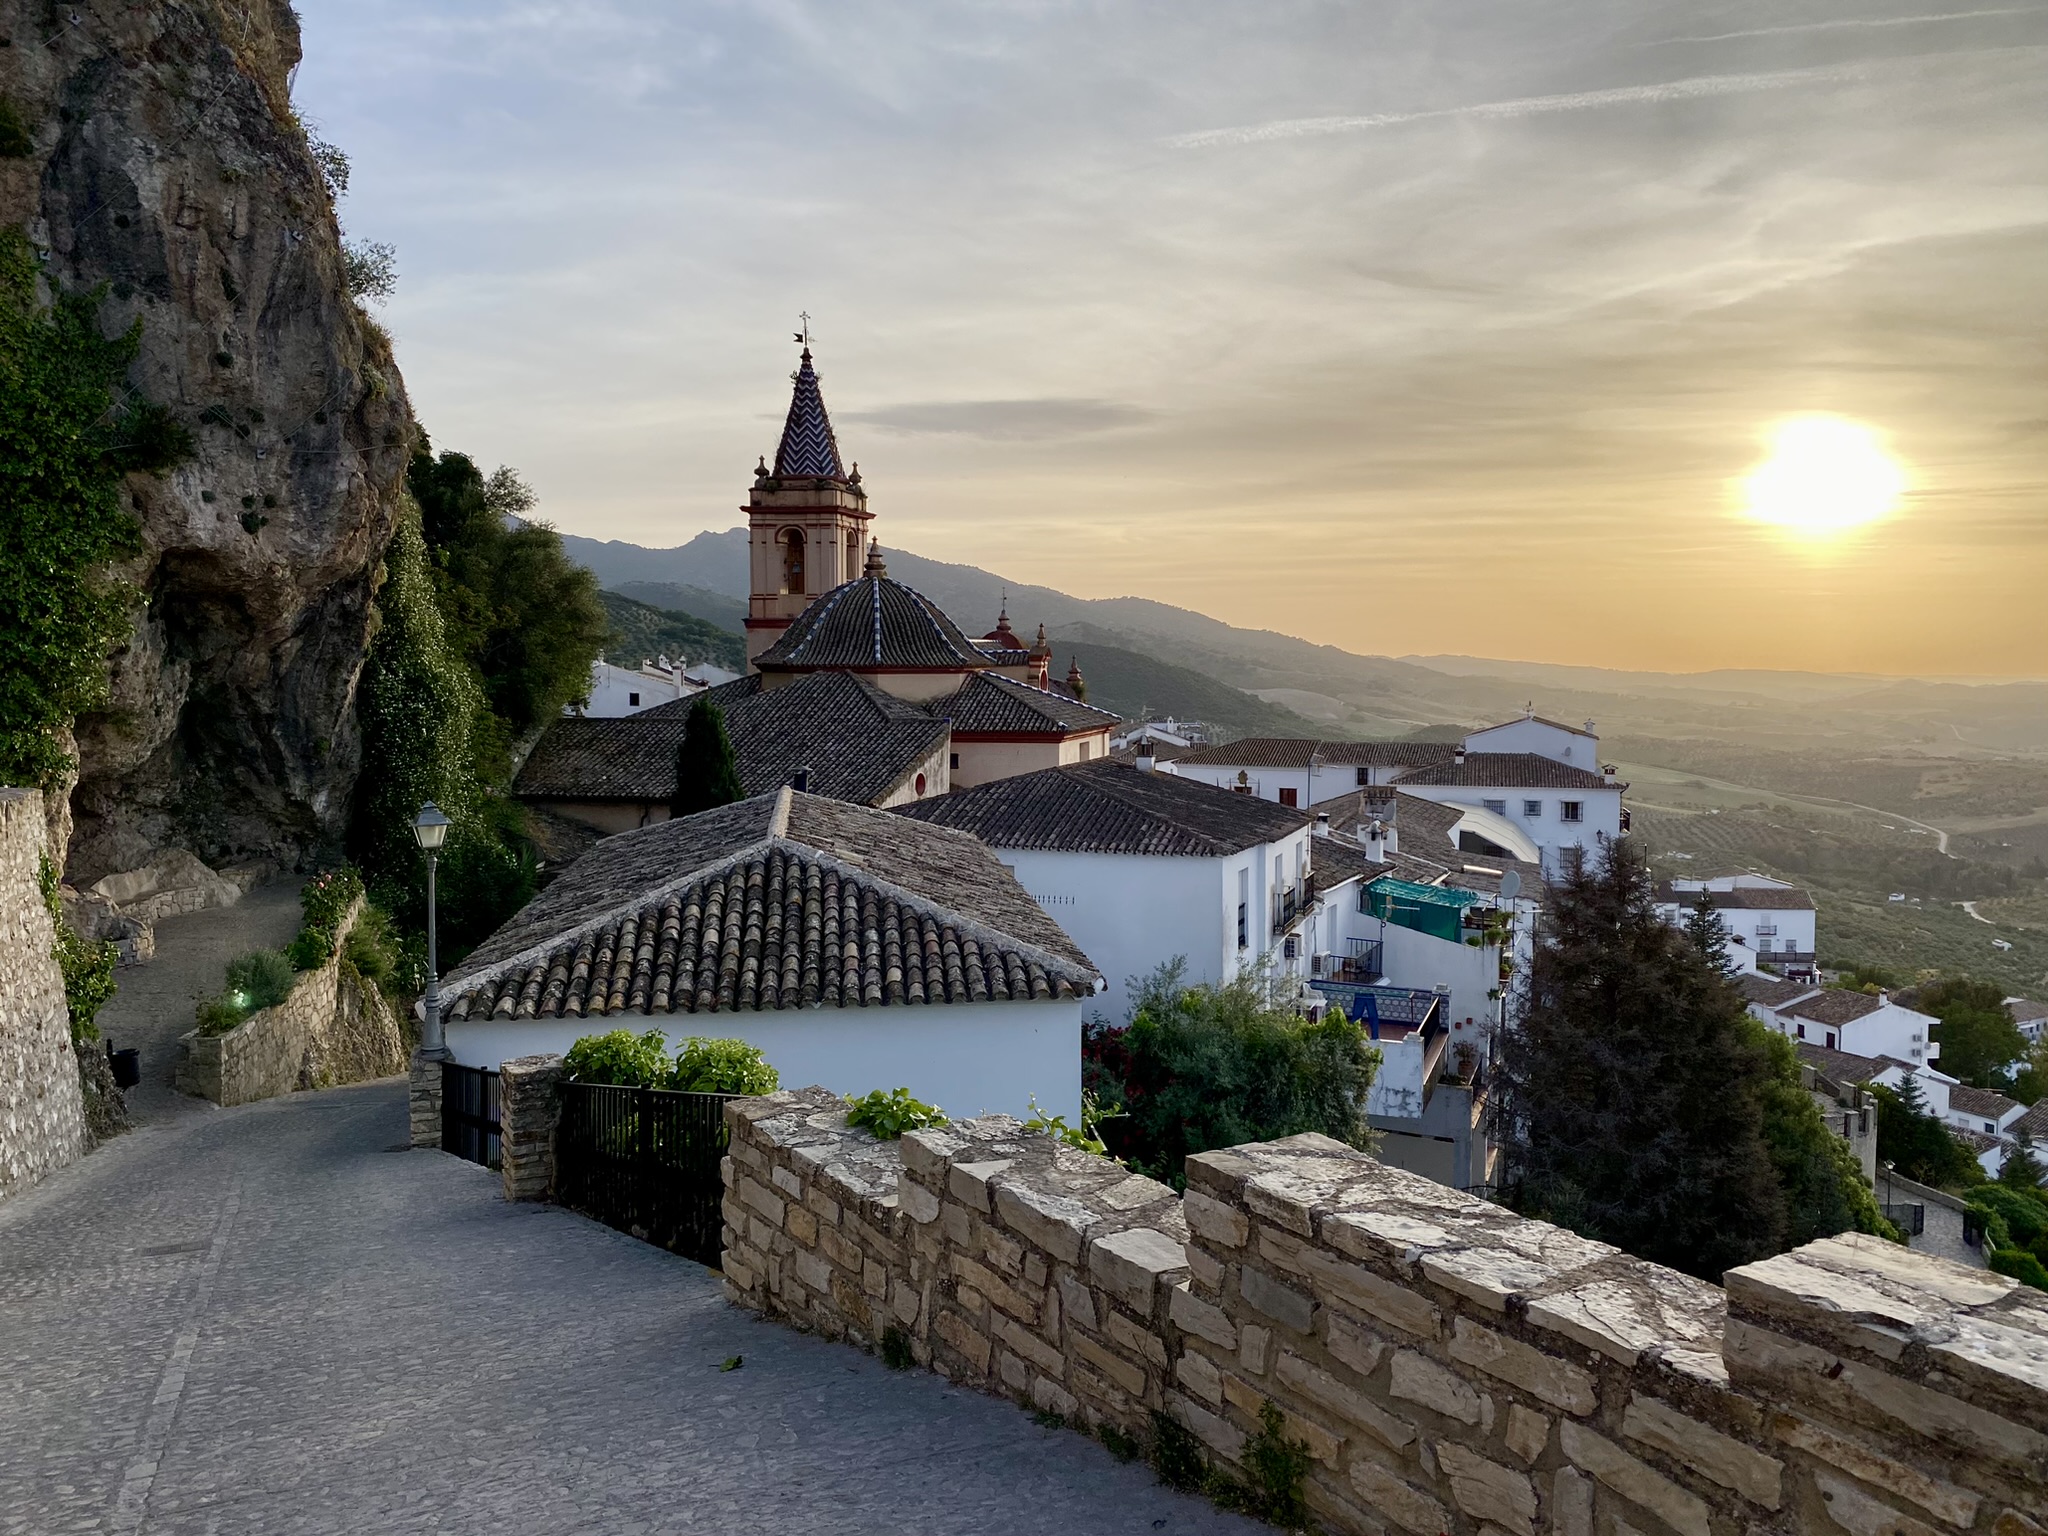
[
  {"left": 1163, "top": 63, "right": 1868, "bottom": 149},
  {"left": 1651, "top": 7, "right": 2041, "bottom": 45}
]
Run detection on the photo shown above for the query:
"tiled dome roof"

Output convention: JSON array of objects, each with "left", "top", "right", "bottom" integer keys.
[{"left": 756, "top": 547, "right": 988, "bottom": 671}]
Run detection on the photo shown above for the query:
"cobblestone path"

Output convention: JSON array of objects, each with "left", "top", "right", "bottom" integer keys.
[{"left": 0, "top": 1080, "right": 1262, "bottom": 1535}]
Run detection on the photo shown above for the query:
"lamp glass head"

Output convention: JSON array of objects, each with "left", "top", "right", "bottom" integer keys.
[{"left": 412, "top": 802, "right": 451, "bottom": 851}]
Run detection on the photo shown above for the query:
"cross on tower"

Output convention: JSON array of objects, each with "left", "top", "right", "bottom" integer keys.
[{"left": 794, "top": 311, "right": 812, "bottom": 347}]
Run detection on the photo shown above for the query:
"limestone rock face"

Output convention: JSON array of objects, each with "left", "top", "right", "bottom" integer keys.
[{"left": 0, "top": 0, "right": 415, "bottom": 880}]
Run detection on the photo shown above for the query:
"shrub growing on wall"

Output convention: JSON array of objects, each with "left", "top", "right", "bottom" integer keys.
[{"left": 0, "top": 230, "right": 189, "bottom": 786}]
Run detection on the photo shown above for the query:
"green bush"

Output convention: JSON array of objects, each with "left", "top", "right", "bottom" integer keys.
[
  {"left": 285, "top": 928, "right": 331, "bottom": 971},
  {"left": 194, "top": 996, "right": 247, "bottom": 1037},
  {"left": 37, "top": 853, "right": 116, "bottom": 1043},
  {"left": 671, "top": 1037, "right": 777, "bottom": 1095},
  {"left": 225, "top": 949, "right": 296, "bottom": 1012},
  {"left": 1989, "top": 1246, "right": 2048, "bottom": 1290},
  {"left": 1969, "top": 1184, "right": 2048, "bottom": 1248},
  {"left": 343, "top": 903, "right": 400, "bottom": 992},
  {"left": 288, "top": 866, "right": 365, "bottom": 969},
  {"left": 1084, "top": 961, "right": 1378, "bottom": 1189},
  {"left": 844, "top": 1087, "right": 948, "bottom": 1139},
  {"left": 563, "top": 1028, "right": 673, "bottom": 1088}
]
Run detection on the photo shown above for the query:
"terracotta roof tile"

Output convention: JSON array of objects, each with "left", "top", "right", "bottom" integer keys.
[
  {"left": 931, "top": 672, "right": 1120, "bottom": 735},
  {"left": 446, "top": 789, "right": 1096, "bottom": 1021}
]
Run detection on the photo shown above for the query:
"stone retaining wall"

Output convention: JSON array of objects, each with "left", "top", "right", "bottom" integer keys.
[
  {"left": 720, "top": 1088, "right": 2048, "bottom": 1536},
  {"left": 175, "top": 901, "right": 406, "bottom": 1106},
  {"left": 0, "top": 788, "right": 88, "bottom": 1204}
]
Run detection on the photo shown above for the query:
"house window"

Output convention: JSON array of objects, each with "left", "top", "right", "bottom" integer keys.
[
  {"left": 1355, "top": 766, "right": 1370, "bottom": 786},
  {"left": 1796, "top": 1024, "right": 1806, "bottom": 1040},
  {"left": 628, "top": 692, "right": 640, "bottom": 707},
  {"left": 915, "top": 773, "right": 927, "bottom": 796},
  {"left": 1559, "top": 800, "right": 1583, "bottom": 823},
  {"left": 1523, "top": 799, "right": 1542, "bottom": 818},
  {"left": 1238, "top": 868, "right": 1249, "bottom": 949},
  {"left": 1985, "top": 1121, "right": 1996, "bottom": 1133},
  {"left": 1078, "top": 740, "right": 1091, "bottom": 761},
  {"left": 1279, "top": 788, "right": 1299, "bottom": 808},
  {"left": 846, "top": 530, "right": 859, "bottom": 576},
  {"left": 1826, "top": 1031, "right": 1837, "bottom": 1049},
  {"left": 949, "top": 753, "right": 959, "bottom": 770},
  {"left": 1484, "top": 799, "right": 1507, "bottom": 816},
  {"left": 779, "top": 528, "right": 805, "bottom": 594}
]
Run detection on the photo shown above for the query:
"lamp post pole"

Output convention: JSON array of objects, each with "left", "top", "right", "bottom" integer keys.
[{"left": 413, "top": 802, "right": 453, "bottom": 1063}]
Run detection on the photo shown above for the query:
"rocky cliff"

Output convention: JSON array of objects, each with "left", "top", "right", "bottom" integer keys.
[{"left": 1, "top": 0, "right": 413, "bottom": 881}]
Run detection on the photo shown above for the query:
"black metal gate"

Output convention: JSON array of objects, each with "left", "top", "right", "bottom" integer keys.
[
  {"left": 442, "top": 1062, "right": 501, "bottom": 1169},
  {"left": 554, "top": 1083, "right": 736, "bottom": 1266}
]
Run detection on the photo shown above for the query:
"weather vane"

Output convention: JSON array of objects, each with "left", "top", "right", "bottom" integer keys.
[{"left": 795, "top": 310, "right": 811, "bottom": 347}]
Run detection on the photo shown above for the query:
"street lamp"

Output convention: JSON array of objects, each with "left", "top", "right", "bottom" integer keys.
[{"left": 413, "top": 803, "right": 452, "bottom": 1061}]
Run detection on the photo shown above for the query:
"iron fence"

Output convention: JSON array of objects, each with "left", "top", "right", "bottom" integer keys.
[
  {"left": 554, "top": 1083, "right": 737, "bottom": 1267},
  {"left": 442, "top": 1063, "right": 501, "bottom": 1169}
]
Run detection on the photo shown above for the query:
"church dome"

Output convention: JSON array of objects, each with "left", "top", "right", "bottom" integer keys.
[{"left": 756, "top": 546, "right": 990, "bottom": 672}]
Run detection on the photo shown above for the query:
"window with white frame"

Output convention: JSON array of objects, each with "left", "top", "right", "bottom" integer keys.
[{"left": 1559, "top": 800, "right": 1583, "bottom": 822}]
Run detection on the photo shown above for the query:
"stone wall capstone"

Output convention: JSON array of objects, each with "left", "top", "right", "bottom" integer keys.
[
  {"left": 173, "top": 899, "right": 406, "bottom": 1107},
  {"left": 718, "top": 1087, "right": 2048, "bottom": 1536},
  {"left": 0, "top": 788, "right": 88, "bottom": 1204}
]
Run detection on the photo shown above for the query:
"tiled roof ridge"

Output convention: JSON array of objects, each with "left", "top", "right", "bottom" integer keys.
[
  {"left": 945, "top": 670, "right": 1119, "bottom": 726},
  {"left": 775, "top": 580, "right": 860, "bottom": 666},
  {"left": 447, "top": 809, "right": 1098, "bottom": 1012}
]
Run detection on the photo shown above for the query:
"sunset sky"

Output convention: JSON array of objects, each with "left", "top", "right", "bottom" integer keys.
[{"left": 296, "top": 1, "right": 2048, "bottom": 677}]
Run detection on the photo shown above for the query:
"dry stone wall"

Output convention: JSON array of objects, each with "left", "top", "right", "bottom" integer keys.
[
  {"left": 0, "top": 789, "right": 88, "bottom": 1204},
  {"left": 721, "top": 1089, "right": 2048, "bottom": 1536},
  {"left": 174, "top": 901, "right": 405, "bottom": 1106}
]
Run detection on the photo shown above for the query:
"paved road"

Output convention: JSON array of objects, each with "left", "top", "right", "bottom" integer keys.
[
  {"left": 0, "top": 1081, "right": 1261, "bottom": 1536},
  {"left": 93, "top": 884, "right": 304, "bottom": 1126}
]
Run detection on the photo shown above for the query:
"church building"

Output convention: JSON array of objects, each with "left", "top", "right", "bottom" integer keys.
[{"left": 514, "top": 342, "right": 1119, "bottom": 839}]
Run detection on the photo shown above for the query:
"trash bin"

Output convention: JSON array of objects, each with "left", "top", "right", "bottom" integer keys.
[{"left": 107, "top": 1045, "right": 141, "bottom": 1089}]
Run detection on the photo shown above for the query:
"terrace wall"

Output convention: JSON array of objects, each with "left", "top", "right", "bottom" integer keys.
[{"left": 721, "top": 1087, "right": 2048, "bottom": 1536}]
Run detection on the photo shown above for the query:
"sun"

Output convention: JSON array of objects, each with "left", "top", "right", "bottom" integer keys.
[{"left": 1738, "top": 416, "right": 1907, "bottom": 538}]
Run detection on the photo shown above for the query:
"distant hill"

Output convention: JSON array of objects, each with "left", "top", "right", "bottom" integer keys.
[
  {"left": 597, "top": 591, "right": 745, "bottom": 673},
  {"left": 1045, "top": 626, "right": 1323, "bottom": 738},
  {"left": 611, "top": 581, "right": 747, "bottom": 634}
]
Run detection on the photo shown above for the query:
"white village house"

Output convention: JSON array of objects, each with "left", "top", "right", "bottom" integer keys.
[
  {"left": 1655, "top": 872, "right": 1818, "bottom": 981},
  {"left": 1741, "top": 976, "right": 1941, "bottom": 1065},
  {"left": 1169, "top": 709, "right": 1625, "bottom": 878},
  {"left": 575, "top": 654, "right": 737, "bottom": 718},
  {"left": 899, "top": 759, "right": 1535, "bottom": 1191},
  {"left": 439, "top": 787, "right": 1102, "bottom": 1120}
]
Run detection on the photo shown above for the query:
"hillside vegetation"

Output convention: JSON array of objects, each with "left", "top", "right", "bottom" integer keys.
[{"left": 598, "top": 591, "right": 746, "bottom": 673}]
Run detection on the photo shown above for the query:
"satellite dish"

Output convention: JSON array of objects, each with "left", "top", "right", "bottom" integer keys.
[{"left": 1498, "top": 870, "right": 1522, "bottom": 901}]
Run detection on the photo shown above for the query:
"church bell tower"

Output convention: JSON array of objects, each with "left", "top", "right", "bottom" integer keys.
[{"left": 743, "top": 339, "right": 873, "bottom": 669}]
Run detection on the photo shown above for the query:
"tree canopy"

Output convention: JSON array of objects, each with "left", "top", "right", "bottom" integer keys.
[
  {"left": 1083, "top": 961, "right": 1380, "bottom": 1188},
  {"left": 1495, "top": 837, "right": 1793, "bottom": 1279},
  {"left": 672, "top": 698, "right": 744, "bottom": 818},
  {"left": 1915, "top": 976, "right": 2027, "bottom": 1090},
  {"left": 1870, "top": 1074, "right": 1983, "bottom": 1189}
]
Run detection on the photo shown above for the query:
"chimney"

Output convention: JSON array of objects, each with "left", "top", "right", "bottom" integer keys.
[
  {"left": 1365, "top": 819, "right": 1386, "bottom": 863},
  {"left": 1453, "top": 745, "right": 1466, "bottom": 768},
  {"left": 1315, "top": 811, "right": 1330, "bottom": 838},
  {"left": 1603, "top": 763, "right": 1617, "bottom": 783},
  {"left": 1135, "top": 744, "right": 1157, "bottom": 773},
  {"left": 791, "top": 766, "right": 811, "bottom": 792}
]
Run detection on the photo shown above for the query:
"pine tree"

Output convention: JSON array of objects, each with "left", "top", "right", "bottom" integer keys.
[
  {"left": 671, "top": 699, "right": 744, "bottom": 818},
  {"left": 2000, "top": 1132, "right": 2045, "bottom": 1191},
  {"left": 1493, "top": 837, "right": 1787, "bottom": 1280},
  {"left": 1683, "top": 891, "right": 1737, "bottom": 976}
]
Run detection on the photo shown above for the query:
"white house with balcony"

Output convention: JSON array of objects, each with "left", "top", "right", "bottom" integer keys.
[
  {"left": 1167, "top": 709, "right": 1625, "bottom": 878},
  {"left": 1655, "top": 874, "right": 1818, "bottom": 981}
]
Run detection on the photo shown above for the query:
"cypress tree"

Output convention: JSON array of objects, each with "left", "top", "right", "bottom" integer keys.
[
  {"left": 1683, "top": 891, "right": 1737, "bottom": 976},
  {"left": 671, "top": 698, "right": 744, "bottom": 818},
  {"left": 1494, "top": 837, "right": 1787, "bottom": 1280}
]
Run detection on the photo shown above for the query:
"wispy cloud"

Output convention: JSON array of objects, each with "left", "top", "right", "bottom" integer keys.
[
  {"left": 1648, "top": 7, "right": 2044, "bottom": 47},
  {"left": 1162, "top": 63, "right": 1871, "bottom": 149}
]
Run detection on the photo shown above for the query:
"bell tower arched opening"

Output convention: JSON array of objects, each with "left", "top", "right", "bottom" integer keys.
[{"left": 779, "top": 528, "right": 806, "bottom": 596}]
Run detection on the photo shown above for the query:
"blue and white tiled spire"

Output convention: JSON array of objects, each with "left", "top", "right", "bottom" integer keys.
[{"left": 773, "top": 348, "right": 846, "bottom": 479}]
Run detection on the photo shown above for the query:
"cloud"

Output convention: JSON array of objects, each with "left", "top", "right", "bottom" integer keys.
[
  {"left": 842, "top": 398, "right": 1151, "bottom": 440},
  {"left": 1647, "top": 8, "right": 2045, "bottom": 47},
  {"left": 1162, "top": 63, "right": 1873, "bottom": 149}
]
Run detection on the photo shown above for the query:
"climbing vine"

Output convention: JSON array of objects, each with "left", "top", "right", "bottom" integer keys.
[
  {"left": 0, "top": 229, "right": 190, "bottom": 787},
  {"left": 36, "top": 853, "right": 116, "bottom": 1044}
]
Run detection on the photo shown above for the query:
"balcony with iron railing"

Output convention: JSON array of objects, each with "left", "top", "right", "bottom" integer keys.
[
  {"left": 1311, "top": 940, "right": 1385, "bottom": 986},
  {"left": 1271, "top": 877, "right": 1316, "bottom": 938}
]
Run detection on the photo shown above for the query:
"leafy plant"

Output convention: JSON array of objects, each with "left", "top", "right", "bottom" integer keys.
[
  {"left": 1149, "top": 1410, "right": 1207, "bottom": 1493},
  {"left": 1022, "top": 1092, "right": 1123, "bottom": 1157},
  {"left": 1084, "top": 960, "right": 1378, "bottom": 1189},
  {"left": 0, "top": 229, "right": 188, "bottom": 786},
  {"left": 342, "top": 238, "right": 398, "bottom": 302},
  {"left": 1232, "top": 1400, "right": 1313, "bottom": 1527},
  {"left": 225, "top": 950, "right": 296, "bottom": 1012},
  {"left": 671, "top": 1037, "right": 778, "bottom": 1095},
  {"left": 564, "top": 1028, "right": 674, "bottom": 1088},
  {"left": 37, "top": 854, "right": 116, "bottom": 1043},
  {"left": 1871, "top": 1077, "right": 1984, "bottom": 1190},
  {"left": 880, "top": 1325, "right": 914, "bottom": 1371},
  {"left": 844, "top": 1087, "right": 948, "bottom": 1139},
  {"left": 1096, "top": 1421, "right": 1142, "bottom": 1463},
  {"left": 1988, "top": 1246, "right": 2048, "bottom": 1290}
]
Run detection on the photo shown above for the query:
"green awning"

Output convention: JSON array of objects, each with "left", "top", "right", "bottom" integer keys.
[{"left": 1363, "top": 877, "right": 1481, "bottom": 943}]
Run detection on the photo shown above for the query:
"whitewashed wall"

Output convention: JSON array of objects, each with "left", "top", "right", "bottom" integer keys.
[{"left": 448, "top": 997, "right": 1085, "bottom": 1121}]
